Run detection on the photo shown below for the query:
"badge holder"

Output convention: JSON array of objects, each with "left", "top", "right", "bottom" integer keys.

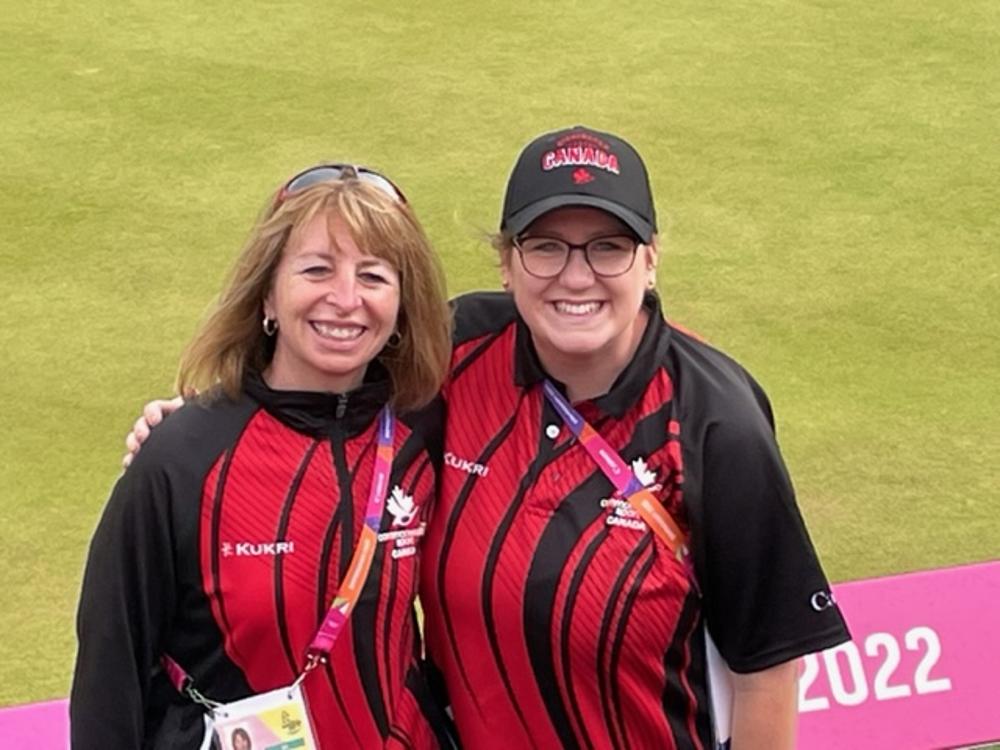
[{"left": 205, "top": 655, "right": 322, "bottom": 750}]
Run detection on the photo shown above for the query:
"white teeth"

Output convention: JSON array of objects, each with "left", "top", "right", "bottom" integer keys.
[
  {"left": 554, "top": 301, "right": 601, "bottom": 315},
  {"left": 312, "top": 322, "right": 363, "bottom": 340}
]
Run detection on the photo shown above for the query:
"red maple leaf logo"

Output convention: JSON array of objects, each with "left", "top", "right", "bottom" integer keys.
[{"left": 572, "top": 168, "right": 594, "bottom": 185}]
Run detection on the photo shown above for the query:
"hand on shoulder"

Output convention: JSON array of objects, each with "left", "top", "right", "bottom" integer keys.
[{"left": 122, "top": 396, "right": 185, "bottom": 468}]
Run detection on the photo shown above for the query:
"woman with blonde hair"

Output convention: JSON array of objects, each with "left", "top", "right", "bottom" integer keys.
[{"left": 71, "top": 165, "right": 453, "bottom": 749}]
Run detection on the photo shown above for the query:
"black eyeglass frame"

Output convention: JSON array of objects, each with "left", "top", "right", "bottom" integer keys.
[
  {"left": 512, "top": 234, "right": 641, "bottom": 279},
  {"left": 275, "top": 164, "right": 408, "bottom": 206}
]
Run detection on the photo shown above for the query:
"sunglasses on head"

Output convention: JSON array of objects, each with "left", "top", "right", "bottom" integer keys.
[{"left": 275, "top": 164, "right": 408, "bottom": 206}]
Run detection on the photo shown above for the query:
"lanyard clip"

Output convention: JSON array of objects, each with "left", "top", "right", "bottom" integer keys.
[
  {"left": 184, "top": 683, "right": 223, "bottom": 710},
  {"left": 292, "top": 652, "right": 325, "bottom": 691}
]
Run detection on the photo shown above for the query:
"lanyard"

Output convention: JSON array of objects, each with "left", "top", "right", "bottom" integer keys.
[
  {"left": 306, "top": 406, "right": 394, "bottom": 659},
  {"left": 541, "top": 380, "right": 697, "bottom": 585},
  {"left": 164, "top": 406, "right": 396, "bottom": 701}
]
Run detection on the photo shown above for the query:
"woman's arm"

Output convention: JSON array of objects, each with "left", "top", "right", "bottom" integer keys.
[
  {"left": 693, "top": 387, "right": 849, "bottom": 749},
  {"left": 730, "top": 659, "right": 799, "bottom": 750},
  {"left": 70, "top": 457, "right": 177, "bottom": 748}
]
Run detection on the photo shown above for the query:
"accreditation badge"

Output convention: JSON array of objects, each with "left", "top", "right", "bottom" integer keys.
[{"left": 209, "top": 682, "right": 318, "bottom": 750}]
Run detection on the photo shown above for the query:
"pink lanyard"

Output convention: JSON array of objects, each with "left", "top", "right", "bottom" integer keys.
[
  {"left": 542, "top": 380, "right": 698, "bottom": 588},
  {"left": 305, "top": 406, "right": 395, "bottom": 660},
  {"left": 164, "top": 406, "right": 396, "bottom": 701}
]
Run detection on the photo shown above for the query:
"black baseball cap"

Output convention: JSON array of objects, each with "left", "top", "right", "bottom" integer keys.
[{"left": 500, "top": 125, "right": 657, "bottom": 243}]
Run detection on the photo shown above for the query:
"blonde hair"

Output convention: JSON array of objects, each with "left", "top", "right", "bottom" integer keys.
[{"left": 176, "top": 178, "right": 452, "bottom": 412}]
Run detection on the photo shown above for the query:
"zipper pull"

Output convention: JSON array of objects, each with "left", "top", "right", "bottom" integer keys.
[{"left": 335, "top": 393, "right": 348, "bottom": 419}]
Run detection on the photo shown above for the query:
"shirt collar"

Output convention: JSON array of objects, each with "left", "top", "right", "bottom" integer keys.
[
  {"left": 243, "top": 362, "right": 391, "bottom": 437},
  {"left": 513, "top": 290, "right": 670, "bottom": 418}
]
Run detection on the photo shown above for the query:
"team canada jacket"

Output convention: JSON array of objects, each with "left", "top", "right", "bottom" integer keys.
[{"left": 71, "top": 368, "right": 450, "bottom": 749}]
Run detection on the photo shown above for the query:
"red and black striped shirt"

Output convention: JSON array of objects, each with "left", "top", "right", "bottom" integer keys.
[
  {"left": 421, "top": 291, "right": 849, "bottom": 750},
  {"left": 72, "top": 370, "right": 450, "bottom": 749}
]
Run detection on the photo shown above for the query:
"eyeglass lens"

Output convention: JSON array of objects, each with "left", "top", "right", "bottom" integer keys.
[
  {"left": 517, "top": 236, "right": 638, "bottom": 278},
  {"left": 285, "top": 166, "right": 347, "bottom": 194}
]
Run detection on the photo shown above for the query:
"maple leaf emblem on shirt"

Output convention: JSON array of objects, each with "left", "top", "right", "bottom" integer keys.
[
  {"left": 631, "top": 457, "right": 657, "bottom": 488},
  {"left": 387, "top": 485, "right": 418, "bottom": 527}
]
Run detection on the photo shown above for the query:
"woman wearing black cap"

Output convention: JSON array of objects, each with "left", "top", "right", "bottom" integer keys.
[
  {"left": 421, "top": 126, "right": 850, "bottom": 749},
  {"left": 124, "top": 128, "right": 849, "bottom": 749}
]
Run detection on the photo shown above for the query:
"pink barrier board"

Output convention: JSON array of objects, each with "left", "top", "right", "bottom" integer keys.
[
  {"left": 798, "top": 560, "right": 1000, "bottom": 750},
  {"left": 0, "top": 698, "right": 68, "bottom": 748}
]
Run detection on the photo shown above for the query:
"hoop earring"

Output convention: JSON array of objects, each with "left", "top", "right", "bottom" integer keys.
[
  {"left": 386, "top": 331, "right": 402, "bottom": 348},
  {"left": 262, "top": 315, "right": 278, "bottom": 336}
]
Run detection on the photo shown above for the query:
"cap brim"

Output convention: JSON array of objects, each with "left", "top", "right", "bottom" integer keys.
[{"left": 503, "top": 195, "right": 655, "bottom": 244}]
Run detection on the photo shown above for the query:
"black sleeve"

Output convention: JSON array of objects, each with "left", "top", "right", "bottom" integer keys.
[
  {"left": 70, "top": 455, "right": 177, "bottom": 749},
  {"left": 694, "top": 382, "right": 850, "bottom": 673}
]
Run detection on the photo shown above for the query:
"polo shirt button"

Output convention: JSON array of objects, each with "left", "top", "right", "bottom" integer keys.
[{"left": 545, "top": 424, "right": 560, "bottom": 440}]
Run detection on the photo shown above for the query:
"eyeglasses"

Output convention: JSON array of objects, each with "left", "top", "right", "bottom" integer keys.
[
  {"left": 276, "top": 164, "right": 408, "bottom": 206},
  {"left": 513, "top": 235, "right": 640, "bottom": 278}
]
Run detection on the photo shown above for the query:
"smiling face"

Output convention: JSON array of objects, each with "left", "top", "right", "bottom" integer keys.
[
  {"left": 263, "top": 212, "right": 401, "bottom": 393},
  {"left": 502, "top": 206, "right": 657, "bottom": 376}
]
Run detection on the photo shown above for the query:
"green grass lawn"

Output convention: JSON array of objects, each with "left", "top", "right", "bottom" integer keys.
[{"left": 2, "top": 0, "right": 997, "bottom": 708}]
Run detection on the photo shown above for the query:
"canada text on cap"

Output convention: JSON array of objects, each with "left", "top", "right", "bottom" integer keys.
[{"left": 500, "top": 125, "right": 657, "bottom": 243}]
